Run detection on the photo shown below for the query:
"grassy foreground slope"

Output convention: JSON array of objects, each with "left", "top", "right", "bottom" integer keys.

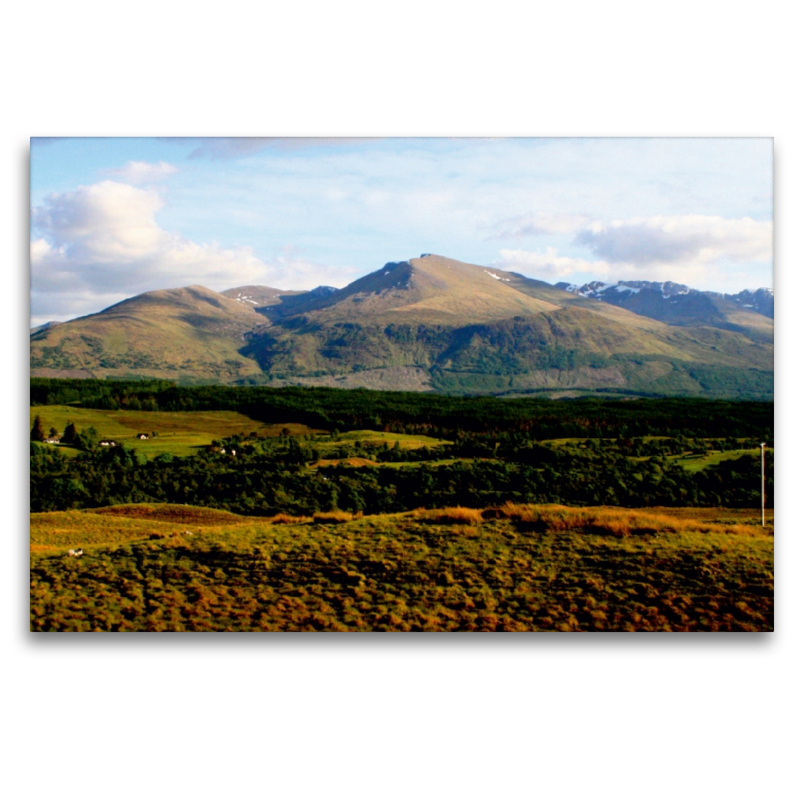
[{"left": 31, "top": 503, "right": 773, "bottom": 632}]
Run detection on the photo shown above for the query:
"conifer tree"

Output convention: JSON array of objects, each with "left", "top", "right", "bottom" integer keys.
[
  {"left": 30, "top": 415, "right": 46, "bottom": 442},
  {"left": 63, "top": 422, "right": 77, "bottom": 444}
]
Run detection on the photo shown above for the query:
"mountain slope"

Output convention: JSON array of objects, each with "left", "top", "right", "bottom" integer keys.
[
  {"left": 30, "top": 255, "right": 774, "bottom": 399},
  {"left": 30, "top": 285, "right": 266, "bottom": 382},
  {"left": 240, "top": 256, "right": 772, "bottom": 398}
]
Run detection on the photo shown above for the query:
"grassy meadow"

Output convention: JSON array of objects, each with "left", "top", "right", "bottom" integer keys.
[
  {"left": 30, "top": 406, "right": 324, "bottom": 459},
  {"left": 30, "top": 503, "right": 773, "bottom": 632},
  {"left": 30, "top": 406, "right": 455, "bottom": 461},
  {"left": 672, "top": 447, "right": 766, "bottom": 472}
]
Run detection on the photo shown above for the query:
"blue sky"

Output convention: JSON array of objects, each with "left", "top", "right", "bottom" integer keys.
[{"left": 30, "top": 137, "right": 773, "bottom": 325}]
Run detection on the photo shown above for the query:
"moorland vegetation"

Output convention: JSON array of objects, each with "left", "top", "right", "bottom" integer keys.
[{"left": 30, "top": 503, "right": 773, "bottom": 632}]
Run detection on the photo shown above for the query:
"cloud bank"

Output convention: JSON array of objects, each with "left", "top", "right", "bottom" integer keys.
[
  {"left": 496, "top": 214, "right": 772, "bottom": 289},
  {"left": 576, "top": 215, "right": 772, "bottom": 265},
  {"left": 495, "top": 248, "right": 614, "bottom": 281},
  {"left": 30, "top": 180, "right": 355, "bottom": 324}
]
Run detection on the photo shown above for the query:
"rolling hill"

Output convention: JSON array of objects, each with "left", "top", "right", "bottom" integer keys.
[
  {"left": 30, "top": 255, "right": 774, "bottom": 398},
  {"left": 30, "top": 285, "right": 267, "bottom": 382}
]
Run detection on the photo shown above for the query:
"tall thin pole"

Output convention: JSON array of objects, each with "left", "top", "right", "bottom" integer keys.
[{"left": 761, "top": 442, "right": 766, "bottom": 527}]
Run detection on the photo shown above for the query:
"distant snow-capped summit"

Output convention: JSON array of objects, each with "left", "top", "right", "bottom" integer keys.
[{"left": 554, "top": 279, "right": 773, "bottom": 323}]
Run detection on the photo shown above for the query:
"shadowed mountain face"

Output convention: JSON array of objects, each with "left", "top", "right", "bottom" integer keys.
[
  {"left": 220, "top": 284, "right": 337, "bottom": 314},
  {"left": 30, "top": 255, "right": 774, "bottom": 398}
]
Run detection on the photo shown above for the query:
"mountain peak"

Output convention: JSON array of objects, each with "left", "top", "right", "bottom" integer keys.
[{"left": 275, "top": 255, "right": 561, "bottom": 324}]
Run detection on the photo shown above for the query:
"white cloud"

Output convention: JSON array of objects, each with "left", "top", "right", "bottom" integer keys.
[
  {"left": 30, "top": 180, "right": 355, "bottom": 322},
  {"left": 105, "top": 160, "right": 178, "bottom": 183},
  {"left": 488, "top": 211, "right": 591, "bottom": 238},
  {"left": 576, "top": 215, "right": 772, "bottom": 265},
  {"left": 495, "top": 248, "right": 614, "bottom": 280},
  {"left": 494, "top": 214, "right": 774, "bottom": 292},
  {"left": 267, "top": 252, "right": 361, "bottom": 290}
]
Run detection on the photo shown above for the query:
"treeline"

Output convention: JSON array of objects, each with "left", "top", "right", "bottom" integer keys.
[
  {"left": 30, "top": 378, "right": 773, "bottom": 440},
  {"left": 31, "top": 433, "right": 773, "bottom": 516}
]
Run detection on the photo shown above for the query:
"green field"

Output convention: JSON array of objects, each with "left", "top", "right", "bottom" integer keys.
[
  {"left": 538, "top": 437, "right": 770, "bottom": 475},
  {"left": 672, "top": 447, "right": 770, "bottom": 473},
  {"left": 31, "top": 406, "right": 453, "bottom": 462},
  {"left": 30, "top": 503, "right": 773, "bottom": 632},
  {"left": 323, "top": 430, "right": 451, "bottom": 449},
  {"left": 30, "top": 406, "right": 323, "bottom": 459}
]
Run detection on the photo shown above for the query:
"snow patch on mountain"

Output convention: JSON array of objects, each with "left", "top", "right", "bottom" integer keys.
[{"left": 234, "top": 294, "right": 262, "bottom": 305}]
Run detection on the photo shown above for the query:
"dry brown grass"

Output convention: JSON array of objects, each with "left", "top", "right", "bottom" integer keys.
[
  {"left": 479, "top": 503, "right": 759, "bottom": 538},
  {"left": 415, "top": 507, "right": 484, "bottom": 525},
  {"left": 313, "top": 511, "right": 362, "bottom": 525},
  {"left": 31, "top": 502, "right": 773, "bottom": 631}
]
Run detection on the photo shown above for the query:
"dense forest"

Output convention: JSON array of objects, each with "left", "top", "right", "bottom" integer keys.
[
  {"left": 30, "top": 379, "right": 773, "bottom": 516},
  {"left": 30, "top": 378, "right": 773, "bottom": 438}
]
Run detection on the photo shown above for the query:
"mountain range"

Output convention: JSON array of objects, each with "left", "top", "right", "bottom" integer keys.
[
  {"left": 30, "top": 254, "right": 774, "bottom": 399},
  {"left": 555, "top": 279, "right": 773, "bottom": 341}
]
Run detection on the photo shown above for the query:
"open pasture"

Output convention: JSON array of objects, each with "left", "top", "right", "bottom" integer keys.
[
  {"left": 31, "top": 503, "right": 773, "bottom": 632},
  {"left": 673, "top": 447, "right": 769, "bottom": 472},
  {"left": 319, "top": 430, "right": 451, "bottom": 450},
  {"left": 30, "top": 406, "right": 322, "bottom": 458}
]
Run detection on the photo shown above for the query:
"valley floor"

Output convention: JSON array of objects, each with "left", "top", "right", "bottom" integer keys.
[{"left": 30, "top": 503, "right": 773, "bottom": 632}]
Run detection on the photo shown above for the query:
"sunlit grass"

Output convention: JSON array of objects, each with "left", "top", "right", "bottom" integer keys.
[
  {"left": 30, "top": 503, "right": 774, "bottom": 632},
  {"left": 29, "top": 406, "right": 322, "bottom": 458},
  {"left": 313, "top": 510, "right": 362, "bottom": 524},
  {"left": 319, "top": 430, "right": 451, "bottom": 450},
  {"left": 674, "top": 448, "right": 769, "bottom": 473},
  {"left": 415, "top": 507, "right": 484, "bottom": 525}
]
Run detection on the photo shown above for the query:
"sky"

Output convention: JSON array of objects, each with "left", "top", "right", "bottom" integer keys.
[{"left": 29, "top": 137, "right": 773, "bottom": 326}]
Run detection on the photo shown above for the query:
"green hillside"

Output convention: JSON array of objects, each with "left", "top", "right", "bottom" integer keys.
[
  {"left": 30, "top": 285, "right": 266, "bottom": 382},
  {"left": 29, "top": 405, "right": 322, "bottom": 459}
]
